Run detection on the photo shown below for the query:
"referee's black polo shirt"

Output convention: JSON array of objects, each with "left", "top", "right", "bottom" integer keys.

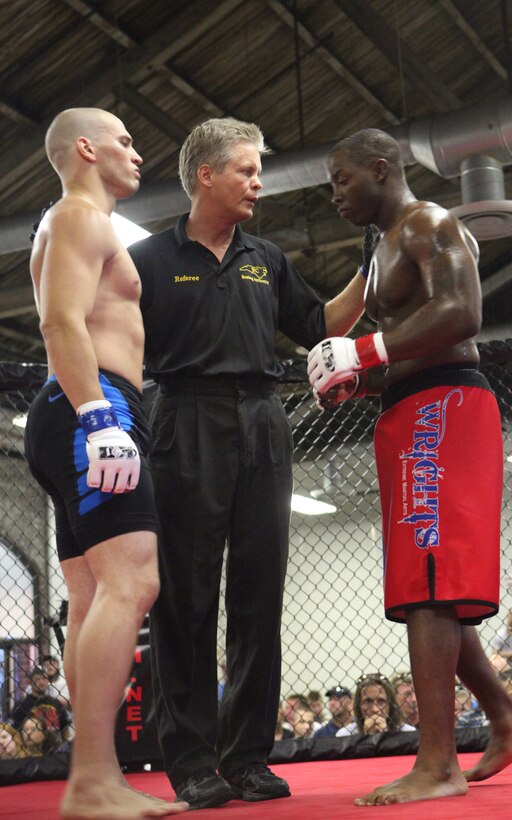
[{"left": 129, "top": 214, "right": 326, "bottom": 381}]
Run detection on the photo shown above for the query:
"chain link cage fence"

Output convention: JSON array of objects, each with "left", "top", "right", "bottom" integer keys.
[{"left": 0, "top": 340, "right": 511, "bottom": 769}]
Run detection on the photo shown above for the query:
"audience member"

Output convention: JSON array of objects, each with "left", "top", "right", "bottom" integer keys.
[
  {"left": 391, "top": 672, "right": 419, "bottom": 728},
  {"left": 489, "top": 652, "right": 509, "bottom": 675},
  {"left": 499, "top": 667, "right": 512, "bottom": 698},
  {"left": 454, "top": 687, "right": 472, "bottom": 722},
  {"left": 337, "top": 674, "right": 416, "bottom": 736},
  {"left": 41, "top": 654, "right": 71, "bottom": 709},
  {"left": 490, "top": 607, "right": 512, "bottom": 668},
  {"left": 454, "top": 686, "right": 488, "bottom": 728},
  {"left": 292, "top": 708, "right": 316, "bottom": 739},
  {"left": 307, "top": 690, "right": 329, "bottom": 724},
  {"left": 281, "top": 693, "right": 310, "bottom": 734},
  {"left": 217, "top": 656, "right": 228, "bottom": 703},
  {"left": 10, "top": 667, "right": 72, "bottom": 740},
  {"left": 20, "top": 715, "right": 62, "bottom": 757},
  {"left": 274, "top": 706, "right": 294, "bottom": 741},
  {"left": 0, "top": 722, "right": 25, "bottom": 760},
  {"left": 315, "top": 685, "right": 354, "bottom": 737}
]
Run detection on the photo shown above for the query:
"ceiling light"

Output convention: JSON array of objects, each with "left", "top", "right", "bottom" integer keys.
[{"left": 291, "top": 493, "right": 337, "bottom": 515}]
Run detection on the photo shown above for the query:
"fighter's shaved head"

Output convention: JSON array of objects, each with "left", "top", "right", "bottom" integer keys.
[
  {"left": 329, "top": 128, "right": 405, "bottom": 178},
  {"left": 45, "top": 107, "right": 121, "bottom": 171}
]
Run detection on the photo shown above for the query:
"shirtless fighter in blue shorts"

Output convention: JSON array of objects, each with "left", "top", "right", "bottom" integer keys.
[{"left": 25, "top": 108, "right": 187, "bottom": 819}]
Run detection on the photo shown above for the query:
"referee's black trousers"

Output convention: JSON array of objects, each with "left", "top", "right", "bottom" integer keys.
[{"left": 148, "top": 378, "right": 293, "bottom": 788}]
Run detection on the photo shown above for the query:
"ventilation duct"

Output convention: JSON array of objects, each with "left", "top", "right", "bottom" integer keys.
[
  {"left": 450, "top": 155, "right": 512, "bottom": 240},
  {"left": 390, "top": 97, "right": 512, "bottom": 240},
  {"left": 3, "top": 97, "right": 512, "bottom": 253}
]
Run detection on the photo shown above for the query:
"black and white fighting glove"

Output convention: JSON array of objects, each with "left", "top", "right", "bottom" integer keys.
[{"left": 77, "top": 400, "right": 140, "bottom": 493}]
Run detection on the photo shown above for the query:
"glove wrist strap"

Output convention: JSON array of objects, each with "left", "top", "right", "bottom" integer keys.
[
  {"left": 355, "top": 332, "right": 388, "bottom": 369},
  {"left": 77, "top": 400, "right": 120, "bottom": 436}
]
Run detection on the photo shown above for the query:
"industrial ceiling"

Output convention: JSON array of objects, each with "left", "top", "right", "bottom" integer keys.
[{"left": 1, "top": 0, "right": 512, "bottom": 364}]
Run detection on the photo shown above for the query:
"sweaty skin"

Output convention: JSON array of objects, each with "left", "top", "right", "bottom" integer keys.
[
  {"left": 326, "top": 140, "right": 512, "bottom": 806},
  {"left": 365, "top": 201, "right": 481, "bottom": 388},
  {"left": 31, "top": 198, "right": 145, "bottom": 407}
]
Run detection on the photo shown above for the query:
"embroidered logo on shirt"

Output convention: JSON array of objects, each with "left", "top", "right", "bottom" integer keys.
[
  {"left": 174, "top": 275, "right": 200, "bottom": 283},
  {"left": 239, "top": 264, "right": 269, "bottom": 285}
]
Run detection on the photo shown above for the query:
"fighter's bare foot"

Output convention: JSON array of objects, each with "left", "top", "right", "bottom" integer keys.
[
  {"left": 117, "top": 767, "right": 174, "bottom": 806},
  {"left": 127, "top": 786, "right": 175, "bottom": 807},
  {"left": 354, "top": 768, "right": 468, "bottom": 806},
  {"left": 463, "top": 724, "right": 512, "bottom": 782},
  {"left": 60, "top": 779, "right": 188, "bottom": 818}
]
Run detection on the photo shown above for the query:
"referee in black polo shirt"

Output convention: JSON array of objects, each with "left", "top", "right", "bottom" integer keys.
[{"left": 128, "top": 117, "right": 366, "bottom": 810}]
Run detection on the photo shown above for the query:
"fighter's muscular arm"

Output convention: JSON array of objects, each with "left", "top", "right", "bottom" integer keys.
[
  {"left": 36, "top": 206, "right": 115, "bottom": 411},
  {"left": 35, "top": 204, "right": 140, "bottom": 493},
  {"left": 308, "top": 207, "right": 481, "bottom": 395},
  {"left": 378, "top": 205, "right": 481, "bottom": 361}
]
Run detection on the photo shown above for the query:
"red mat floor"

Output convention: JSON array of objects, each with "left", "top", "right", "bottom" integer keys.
[{"left": 1, "top": 753, "right": 511, "bottom": 819}]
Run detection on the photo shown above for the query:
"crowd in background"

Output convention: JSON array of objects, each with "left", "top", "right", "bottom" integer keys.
[
  {"left": 3, "top": 608, "right": 512, "bottom": 762},
  {"left": 0, "top": 655, "right": 73, "bottom": 761},
  {"left": 276, "top": 657, "right": 512, "bottom": 742},
  {"left": 270, "top": 607, "right": 512, "bottom": 743}
]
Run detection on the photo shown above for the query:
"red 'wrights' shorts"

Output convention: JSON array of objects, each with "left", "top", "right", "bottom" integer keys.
[{"left": 375, "top": 365, "right": 503, "bottom": 625}]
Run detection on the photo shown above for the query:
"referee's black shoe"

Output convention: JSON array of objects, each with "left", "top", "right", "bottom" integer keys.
[
  {"left": 174, "top": 767, "right": 234, "bottom": 810},
  {"left": 225, "top": 762, "right": 291, "bottom": 802}
]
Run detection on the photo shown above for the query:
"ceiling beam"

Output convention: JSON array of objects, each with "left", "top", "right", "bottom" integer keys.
[
  {"left": 0, "top": 0, "right": 245, "bottom": 190},
  {"left": 0, "top": 286, "right": 36, "bottom": 319},
  {"left": 437, "top": 0, "right": 508, "bottom": 81},
  {"left": 58, "top": 0, "right": 139, "bottom": 49},
  {"left": 60, "top": 0, "right": 247, "bottom": 150},
  {"left": 0, "top": 321, "right": 45, "bottom": 352},
  {"left": 155, "top": 64, "right": 225, "bottom": 118},
  {"left": 334, "top": 0, "right": 461, "bottom": 111},
  {"left": 62, "top": 0, "right": 285, "bottom": 153},
  {"left": 0, "top": 94, "right": 39, "bottom": 127},
  {"left": 121, "top": 85, "right": 190, "bottom": 144},
  {"left": 265, "top": 0, "right": 400, "bottom": 125},
  {"left": 481, "top": 260, "right": 512, "bottom": 298}
]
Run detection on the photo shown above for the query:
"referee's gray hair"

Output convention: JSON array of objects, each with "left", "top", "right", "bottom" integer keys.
[{"left": 179, "top": 117, "right": 267, "bottom": 198}]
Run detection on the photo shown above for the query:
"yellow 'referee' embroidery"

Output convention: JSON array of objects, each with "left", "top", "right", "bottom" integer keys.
[{"left": 239, "top": 265, "right": 269, "bottom": 285}]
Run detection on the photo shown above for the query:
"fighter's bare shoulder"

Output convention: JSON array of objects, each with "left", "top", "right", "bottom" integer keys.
[
  {"left": 401, "top": 200, "right": 456, "bottom": 234},
  {"left": 42, "top": 196, "right": 118, "bottom": 258},
  {"left": 400, "top": 200, "right": 478, "bottom": 260}
]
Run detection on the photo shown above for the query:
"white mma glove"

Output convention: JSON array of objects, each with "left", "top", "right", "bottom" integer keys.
[
  {"left": 307, "top": 333, "right": 388, "bottom": 394},
  {"left": 77, "top": 400, "right": 140, "bottom": 493}
]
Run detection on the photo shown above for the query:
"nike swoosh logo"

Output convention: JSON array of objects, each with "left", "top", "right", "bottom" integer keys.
[{"left": 48, "top": 391, "right": 66, "bottom": 403}]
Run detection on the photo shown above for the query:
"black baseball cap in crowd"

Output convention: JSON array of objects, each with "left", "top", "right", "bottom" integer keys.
[{"left": 325, "top": 685, "right": 352, "bottom": 698}]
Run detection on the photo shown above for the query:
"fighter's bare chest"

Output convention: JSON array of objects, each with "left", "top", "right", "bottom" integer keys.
[{"left": 365, "top": 245, "right": 418, "bottom": 323}]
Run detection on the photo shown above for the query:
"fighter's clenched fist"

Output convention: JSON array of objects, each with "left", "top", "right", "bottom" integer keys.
[{"left": 307, "top": 332, "right": 388, "bottom": 394}]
